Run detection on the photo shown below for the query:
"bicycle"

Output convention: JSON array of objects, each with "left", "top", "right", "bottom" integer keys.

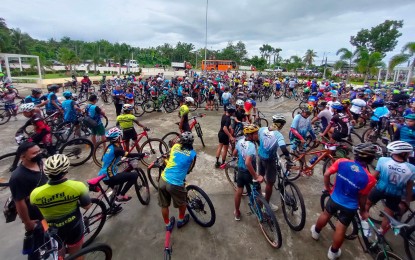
[
  {"left": 83, "top": 155, "right": 150, "bottom": 247},
  {"left": 27, "top": 220, "right": 112, "bottom": 260},
  {"left": 0, "top": 99, "right": 22, "bottom": 125},
  {"left": 161, "top": 113, "right": 206, "bottom": 148},
  {"left": 92, "top": 128, "right": 169, "bottom": 167},
  {"left": 253, "top": 110, "right": 268, "bottom": 127}
]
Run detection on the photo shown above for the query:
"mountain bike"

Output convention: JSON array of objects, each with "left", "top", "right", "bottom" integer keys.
[
  {"left": 83, "top": 155, "right": 150, "bottom": 246},
  {"left": 253, "top": 110, "right": 268, "bottom": 127},
  {"left": 0, "top": 100, "right": 21, "bottom": 125},
  {"left": 161, "top": 113, "right": 206, "bottom": 148}
]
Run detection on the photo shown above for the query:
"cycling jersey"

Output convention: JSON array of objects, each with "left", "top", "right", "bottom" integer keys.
[
  {"left": 45, "top": 92, "right": 59, "bottom": 113},
  {"left": 328, "top": 158, "right": 376, "bottom": 210},
  {"left": 221, "top": 92, "right": 232, "bottom": 105},
  {"left": 99, "top": 144, "right": 126, "bottom": 180},
  {"left": 258, "top": 127, "right": 285, "bottom": 159},
  {"left": 404, "top": 108, "right": 415, "bottom": 117},
  {"left": 2, "top": 90, "right": 17, "bottom": 103},
  {"left": 370, "top": 106, "right": 389, "bottom": 121},
  {"left": 30, "top": 179, "right": 90, "bottom": 226},
  {"left": 244, "top": 99, "right": 256, "bottom": 115},
  {"left": 177, "top": 86, "right": 184, "bottom": 97},
  {"left": 85, "top": 104, "right": 102, "bottom": 124},
  {"left": 291, "top": 114, "right": 312, "bottom": 138},
  {"left": 117, "top": 114, "right": 136, "bottom": 129},
  {"left": 161, "top": 144, "right": 196, "bottom": 186},
  {"left": 25, "top": 95, "right": 44, "bottom": 105},
  {"left": 61, "top": 100, "right": 77, "bottom": 123},
  {"left": 330, "top": 113, "right": 350, "bottom": 136},
  {"left": 236, "top": 137, "right": 257, "bottom": 171},
  {"left": 350, "top": 98, "right": 366, "bottom": 114},
  {"left": 317, "top": 109, "right": 332, "bottom": 130},
  {"left": 375, "top": 157, "right": 415, "bottom": 197}
]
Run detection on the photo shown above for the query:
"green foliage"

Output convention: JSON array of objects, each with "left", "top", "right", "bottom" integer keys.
[
  {"left": 350, "top": 20, "right": 403, "bottom": 57},
  {"left": 246, "top": 56, "right": 267, "bottom": 71},
  {"left": 303, "top": 49, "right": 317, "bottom": 67},
  {"left": 354, "top": 47, "right": 384, "bottom": 80}
]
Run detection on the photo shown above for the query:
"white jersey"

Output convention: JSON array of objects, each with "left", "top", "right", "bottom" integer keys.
[{"left": 350, "top": 98, "right": 367, "bottom": 114}]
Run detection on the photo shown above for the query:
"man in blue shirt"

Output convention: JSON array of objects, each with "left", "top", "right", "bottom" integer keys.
[
  {"left": 45, "top": 85, "right": 63, "bottom": 115},
  {"left": 369, "top": 100, "right": 389, "bottom": 128},
  {"left": 290, "top": 108, "right": 315, "bottom": 151},
  {"left": 159, "top": 132, "right": 197, "bottom": 230},
  {"left": 24, "top": 88, "right": 47, "bottom": 107},
  {"left": 394, "top": 114, "right": 415, "bottom": 165},
  {"left": 62, "top": 91, "right": 81, "bottom": 136}
]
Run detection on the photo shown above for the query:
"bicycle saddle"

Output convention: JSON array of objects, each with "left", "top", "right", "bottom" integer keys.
[
  {"left": 381, "top": 210, "right": 411, "bottom": 229},
  {"left": 87, "top": 175, "right": 106, "bottom": 186}
]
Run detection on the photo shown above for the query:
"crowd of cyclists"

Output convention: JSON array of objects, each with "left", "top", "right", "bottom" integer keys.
[{"left": 1, "top": 69, "right": 415, "bottom": 259}]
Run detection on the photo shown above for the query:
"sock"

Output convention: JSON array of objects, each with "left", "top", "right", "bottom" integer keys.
[
  {"left": 164, "top": 218, "right": 170, "bottom": 225},
  {"left": 331, "top": 247, "right": 339, "bottom": 253},
  {"left": 216, "top": 157, "right": 219, "bottom": 163},
  {"left": 179, "top": 212, "right": 185, "bottom": 221}
]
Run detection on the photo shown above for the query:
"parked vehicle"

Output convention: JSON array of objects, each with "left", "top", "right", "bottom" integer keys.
[{"left": 171, "top": 61, "right": 192, "bottom": 70}]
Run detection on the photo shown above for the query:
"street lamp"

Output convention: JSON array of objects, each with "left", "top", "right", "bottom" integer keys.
[
  {"left": 204, "top": 0, "right": 208, "bottom": 75},
  {"left": 323, "top": 52, "right": 331, "bottom": 79}
]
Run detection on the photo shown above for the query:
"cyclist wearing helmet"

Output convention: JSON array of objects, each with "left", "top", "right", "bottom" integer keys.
[
  {"left": 62, "top": 91, "right": 81, "bottom": 136},
  {"left": 394, "top": 114, "right": 415, "bottom": 164},
  {"left": 320, "top": 101, "right": 350, "bottom": 143},
  {"left": 369, "top": 100, "right": 389, "bottom": 128},
  {"left": 45, "top": 85, "right": 63, "bottom": 116},
  {"left": 25, "top": 88, "right": 47, "bottom": 107},
  {"left": 30, "top": 154, "right": 91, "bottom": 258},
  {"left": 350, "top": 92, "right": 366, "bottom": 125},
  {"left": 258, "top": 115, "right": 291, "bottom": 208},
  {"left": 1, "top": 83, "right": 22, "bottom": 119},
  {"left": 221, "top": 87, "right": 232, "bottom": 113},
  {"left": 312, "top": 102, "right": 332, "bottom": 132},
  {"left": 290, "top": 106, "right": 315, "bottom": 152},
  {"left": 215, "top": 105, "right": 236, "bottom": 168},
  {"left": 159, "top": 132, "right": 197, "bottom": 231},
  {"left": 311, "top": 143, "right": 377, "bottom": 260},
  {"left": 179, "top": 97, "right": 194, "bottom": 132},
  {"left": 365, "top": 141, "right": 415, "bottom": 234},
  {"left": 205, "top": 83, "right": 216, "bottom": 111},
  {"left": 233, "top": 124, "right": 262, "bottom": 221},
  {"left": 392, "top": 88, "right": 410, "bottom": 103},
  {"left": 116, "top": 104, "right": 148, "bottom": 153},
  {"left": 85, "top": 94, "right": 106, "bottom": 146},
  {"left": 17, "top": 103, "right": 54, "bottom": 155},
  {"left": 99, "top": 127, "right": 141, "bottom": 203},
  {"left": 80, "top": 74, "right": 91, "bottom": 93},
  {"left": 244, "top": 98, "right": 257, "bottom": 123}
]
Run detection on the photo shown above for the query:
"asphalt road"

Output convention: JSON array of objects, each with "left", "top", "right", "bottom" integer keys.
[{"left": 0, "top": 85, "right": 409, "bottom": 260}]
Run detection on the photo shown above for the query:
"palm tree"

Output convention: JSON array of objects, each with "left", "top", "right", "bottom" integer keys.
[
  {"left": 388, "top": 42, "right": 415, "bottom": 85},
  {"left": 10, "top": 28, "right": 31, "bottom": 54},
  {"left": 272, "top": 47, "right": 282, "bottom": 65},
  {"left": 259, "top": 44, "right": 273, "bottom": 65},
  {"left": 302, "top": 49, "right": 317, "bottom": 67},
  {"left": 355, "top": 47, "right": 384, "bottom": 81},
  {"left": 336, "top": 48, "right": 355, "bottom": 83}
]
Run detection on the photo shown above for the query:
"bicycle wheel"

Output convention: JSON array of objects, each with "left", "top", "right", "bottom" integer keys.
[
  {"left": 320, "top": 192, "right": 358, "bottom": 240},
  {"left": 0, "top": 108, "right": 11, "bottom": 125},
  {"left": 354, "top": 118, "right": 367, "bottom": 129},
  {"left": 186, "top": 185, "right": 216, "bottom": 227},
  {"left": 404, "top": 226, "right": 415, "bottom": 260},
  {"left": 163, "top": 99, "right": 177, "bottom": 113},
  {"left": 293, "top": 90, "right": 299, "bottom": 101},
  {"left": 59, "top": 138, "right": 93, "bottom": 166},
  {"left": 140, "top": 138, "right": 169, "bottom": 167},
  {"left": 224, "top": 164, "right": 248, "bottom": 196},
  {"left": 0, "top": 152, "right": 17, "bottom": 180},
  {"left": 348, "top": 131, "right": 363, "bottom": 144},
  {"left": 255, "top": 195, "right": 282, "bottom": 248},
  {"left": 280, "top": 181, "right": 306, "bottom": 231},
  {"left": 362, "top": 128, "right": 378, "bottom": 143},
  {"left": 147, "top": 165, "right": 162, "bottom": 191},
  {"left": 375, "top": 251, "right": 403, "bottom": 260},
  {"left": 291, "top": 107, "right": 302, "bottom": 118},
  {"left": 188, "top": 101, "right": 199, "bottom": 112},
  {"left": 92, "top": 140, "right": 110, "bottom": 167},
  {"left": 142, "top": 100, "right": 155, "bottom": 113},
  {"left": 284, "top": 153, "right": 303, "bottom": 181},
  {"left": 161, "top": 132, "right": 180, "bottom": 149},
  {"left": 255, "top": 118, "right": 268, "bottom": 127},
  {"left": 82, "top": 198, "right": 107, "bottom": 247},
  {"left": 134, "top": 168, "right": 150, "bottom": 205},
  {"left": 194, "top": 123, "right": 205, "bottom": 147},
  {"left": 101, "top": 115, "right": 109, "bottom": 128},
  {"left": 66, "top": 243, "right": 112, "bottom": 260}
]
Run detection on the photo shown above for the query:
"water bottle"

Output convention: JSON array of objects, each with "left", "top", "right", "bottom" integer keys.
[
  {"left": 309, "top": 155, "right": 318, "bottom": 165},
  {"left": 361, "top": 220, "right": 371, "bottom": 237},
  {"left": 22, "top": 231, "right": 34, "bottom": 255}
]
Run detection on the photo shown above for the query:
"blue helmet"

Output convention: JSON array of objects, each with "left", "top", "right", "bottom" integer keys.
[
  {"left": 105, "top": 127, "right": 123, "bottom": 141},
  {"left": 63, "top": 91, "right": 72, "bottom": 98}
]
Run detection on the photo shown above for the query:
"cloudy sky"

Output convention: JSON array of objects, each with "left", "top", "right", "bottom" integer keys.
[{"left": 2, "top": 0, "right": 414, "bottom": 63}]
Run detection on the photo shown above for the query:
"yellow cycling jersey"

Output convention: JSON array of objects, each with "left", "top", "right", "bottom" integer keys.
[
  {"left": 180, "top": 105, "right": 189, "bottom": 117},
  {"left": 116, "top": 113, "right": 136, "bottom": 129},
  {"left": 30, "top": 180, "right": 89, "bottom": 224}
]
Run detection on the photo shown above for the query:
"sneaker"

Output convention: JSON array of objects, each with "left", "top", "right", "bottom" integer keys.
[
  {"left": 234, "top": 210, "right": 241, "bottom": 221},
  {"left": 116, "top": 195, "right": 132, "bottom": 202},
  {"left": 109, "top": 205, "right": 123, "bottom": 215},
  {"left": 166, "top": 216, "right": 175, "bottom": 232},
  {"left": 310, "top": 225, "right": 320, "bottom": 240},
  {"left": 327, "top": 247, "right": 341, "bottom": 260},
  {"left": 270, "top": 203, "right": 279, "bottom": 212},
  {"left": 177, "top": 214, "right": 190, "bottom": 229},
  {"left": 215, "top": 162, "right": 221, "bottom": 168}
]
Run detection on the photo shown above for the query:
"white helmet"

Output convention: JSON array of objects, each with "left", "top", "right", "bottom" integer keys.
[
  {"left": 375, "top": 89, "right": 381, "bottom": 95},
  {"left": 272, "top": 114, "right": 286, "bottom": 124},
  {"left": 20, "top": 102, "right": 36, "bottom": 112},
  {"left": 157, "top": 77, "right": 163, "bottom": 82},
  {"left": 386, "top": 141, "right": 414, "bottom": 154},
  {"left": 184, "top": 97, "right": 194, "bottom": 104},
  {"left": 44, "top": 154, "right": 70, "bottom": 176},
  {"left": 123, "top": 104, "right": 133, "bottom": 111},
  {"left": 236, "top": 99, "right": 244, "bottom": 106}
]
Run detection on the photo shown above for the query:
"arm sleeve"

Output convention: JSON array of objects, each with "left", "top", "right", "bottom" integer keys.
[
  {"left": 78, "top": 183, "right": 91, "bottom": 207},
  {"left": 95, "top": 106, "right": 102, "bottom": 115},
  {"left": 114, "top": 146, "right": 126, "bottom": 157}
]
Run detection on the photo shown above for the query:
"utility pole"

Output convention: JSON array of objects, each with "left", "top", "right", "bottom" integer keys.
[
  {"left": 204, "top": 0, "right": 208, "bottom": 75},
  {"left": 323, "top": 57, "right": 328, "bottom": 79}
]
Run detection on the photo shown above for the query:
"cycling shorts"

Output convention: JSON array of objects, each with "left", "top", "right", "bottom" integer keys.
[
  {"left": 218, "top": 132, "right": 230, "bottom": 145},
  {"left": 158, "top": 178, "right": 187, "bottom": 208},
  {"left": 208, "top": 94, "right": 215, "bottom": 101},
  {"left": 332, "top": 132, "right": 348, "bottom": 142},
  {"left": 325, "top": 197, "right": 355, "bottom": 226},
  {"left": 122, "top": 128, "right": 137, "bottom": 141},
  {"left": 275, "top": 86, "right": 281, "bottom": 91},
  {"left": 236, "top": 169, "right": 253, "bottom": 189},
  {"left": 350, "top": 112, "right": 360, "bottom": 121},
  {"left": 368, "top": 187, "right": 401, "bottom": 212},
  {"left": 258, "top": 158, "right": 277, "bottom": 183}
]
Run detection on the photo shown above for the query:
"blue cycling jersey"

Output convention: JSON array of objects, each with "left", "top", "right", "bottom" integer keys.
[
  {"left": 98, "top": 144, "right": 124, "bottom": 180},
  {"left": 236, "top": 137, "right": 256, "bottom": 171},
  {"left": 85, "top": 104, "right": 102, "bottom": 124},
  {"left": 161, "top": 144, "right": 196, "bottom": 186},
  {"left": 375, "top": 157, "right": 415, "bottom": 197},
  {"left": 291, "top": 114, "right": 312, "bottom": 138},
  {"left": 25, "top": 95, "right": 41, "bottom": 105},
  {"left": 258, "top": 127, "right": 285, "bottom": 159},
  {"left": 396, "top": 125, "right": 415, "bottom": 147},
  {"left": 370, "top": 106, "right": 389, "bottom": 121},
  {"left": 45, "top": 93, "right": 58, "bottom": 112},
  {"left": 61, "top": 100, "right": 77, "bottom": 122}
]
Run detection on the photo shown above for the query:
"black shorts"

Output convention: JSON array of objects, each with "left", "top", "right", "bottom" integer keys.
[
  {"left": 218, "top": 132, "right": 230, "bottom": 145},
  {"left": 332, "top": 131, "right": 348, "bottom": 142},
  {"left": 258, "top": 158, "right": 277, "bottom": 183},
  {"left": 50, "top": 217, "right": 84, "bottom": 248},
  {"left": 122, "top": 128, "right": 137, "bottom": 141},
  {"left": 351, "top": 111, "right": 360, "bottom": 121},
  {"left": 368, "top": 187, "right": 401, "bottom": 212},
  {"left": 208, "top": 95, "right": 215, "bottom": 101},
  {"left": 236, "top": 170, "right": 253, "bottom": 189},
  {"left": 288, "top": 88, "right": 294, "bottom": 92},
  {"left": 223, "top": 104, "right": 229, "bottom": 112},
  {"left": 325, "top": 197, "right": 356, "bottom": 226}
]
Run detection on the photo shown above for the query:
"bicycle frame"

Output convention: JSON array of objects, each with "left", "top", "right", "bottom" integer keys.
[
  {"left": 295, "top": 148, "right": 335, "bottom": 176},
  {"left": 121, "top": 130, "right": 150, "bottom": 153},
  {"left": 248, "top": 183, "right": 265, "bottom": 221}
]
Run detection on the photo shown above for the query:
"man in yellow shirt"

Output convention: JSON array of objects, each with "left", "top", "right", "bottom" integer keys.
[
  {"left": 179, "top": 97, "right": 194, "bottom": 132},
  {"left": 116, "top": 104, "right": 148, "bottom": 152}
]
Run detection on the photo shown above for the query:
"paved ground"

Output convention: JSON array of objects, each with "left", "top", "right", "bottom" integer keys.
[{"left": 0, "top": 85, "right": 409, "bottom": 259}]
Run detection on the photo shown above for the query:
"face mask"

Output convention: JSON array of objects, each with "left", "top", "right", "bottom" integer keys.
[{"left": 30, "top": 154, "right": 43, "bottom": 163}]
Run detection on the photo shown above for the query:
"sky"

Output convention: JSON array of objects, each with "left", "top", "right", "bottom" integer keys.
[{"left": 2, "top": 0, "right": 414, "bottom": 64}]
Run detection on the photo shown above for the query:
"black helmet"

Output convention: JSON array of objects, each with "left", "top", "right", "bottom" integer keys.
[
  {"left": 353, "top": 143, "right": 378, "bottom": 158},
  {"left": 227, "top": 105, "right": 236, "bottom": 113},
  {"left": 180, "top": 131, "right": 194, "bottom": 145},
  {"left": 32, "top": 88, "right": 42, "bottom": 95},
  {"left": 48, "top": 85, "right": 59, "bottom": 91}
]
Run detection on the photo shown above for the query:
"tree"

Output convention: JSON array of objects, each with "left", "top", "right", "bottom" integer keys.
[
  {"left": 354, "top": 47, "right": 384, "bottom": 81},
  {"left": 259, "top": 44, "right": 273, "bottom": 65},
  {"left": 10, "top": 28, "right": 32, "bottom": 54},
  {"left": 350, "top": 20, "right": 403, "bottom": 57},
  {"left": 272, "top": 48, "right": 282, "bottom": 65},
  {"left": 303, "top": 49, "right": 317, "bottom": 67},
  {"left": 388, "top": 42, "right": 415, "bottom": 85},
  {"left": 336, "top": 47, "right": 356, "bottom": 82},
  {"left": 58, "top": 47, "right": 80, "bottom": 73},
  {"left": 246, "top": 55, "right": 267, "bottom": 71}
]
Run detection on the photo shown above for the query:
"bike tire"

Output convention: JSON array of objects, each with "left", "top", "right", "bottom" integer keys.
[
  {"left": 0, "top": 108, "right": 11, "bottom": 125},
  {"left": 354, "top": 118, "right": 367, "bottom": 129},
  {"left": 291, "top": 107, "right": 302, "bottom": 119},
  {"left": 66, "top": 243, "right": 112, "bottom": 260},
  {"left": 186, "top": 184, "right": 216, "bottom": 227},
  {"left": 404, "top": 225, "right": 415, "bottom": 260},
  {"left": 281, "top": 181, "right": 306, "bottom": 231},
  {"left": 349, "top": 131, "right": 363, "bottom": 144},
  {"left": 255, "top": 195, "right": 282, "bottom": 248},
  {"left": 140, "top": 138, "right": 169, "bottom": 167},
  {"left": 101, "top": 115, "right": 109, "bottom": 128},
  {"left": 362, "top": 128, "right": 378, "bottom": 143},
  {"left": 194, "top": 123, "right": 205, "bottom": 147},
  {"left": 161, "top": 132, "right": 180, "bottom": 149},
  {"left": 142, "top": 100, "right": 156, "bottom": 113},
  {"left": 255, "top": 118, "right": 268, "bottom": 127},
  {"left": 189, "top": 101, "right": 199, "bottom": 112},
  {"left": 320, "top": 192, "right": 358, "bottom": 240},
  {"left": 224, "top": 164, "right": 248, "bottom": 196},
  {"left": 134, "top": 102, "right": 145, "bottom": 117},
  {"left": 59, "top": 138, "right": 93, "bottom": 166},
  {"left": 134, "top": 168, "right": 150, "bottom": 205},
  {"left": 82, "top": 198, "right": 107, "bottom": 247},
  {"left": 375, "top": 251, "right": 403, "bottom": 260},
  {"left": 293, "top": 91, "right": 299, "bottom": 101},
  {"left": 0, "top": 152, "right": 18, "bottom": 180},
  {"left": 163, "top": 100, "right": 176, "bottom": 113},
  {"left": 285, "top": 153, "right": 303, "bottom": 181},
  {"left": 147, "top": 165, "right": 162, "bottom": 191},
  {"left": 92, "top": 140, "right": 110, "bottom": 168}
]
